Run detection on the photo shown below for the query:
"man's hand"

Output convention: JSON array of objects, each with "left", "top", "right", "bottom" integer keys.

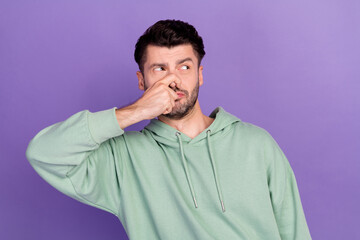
[{"left": 115, "top": 74, "right": 181, "bottom": 129}]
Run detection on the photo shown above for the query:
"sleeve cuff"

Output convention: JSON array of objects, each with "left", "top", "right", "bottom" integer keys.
[{"left": 87, "top": 107, "right": 124, "bottom": 144}]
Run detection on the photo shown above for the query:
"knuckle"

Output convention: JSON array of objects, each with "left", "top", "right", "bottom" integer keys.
[
  {"left": 161, "top": 83, "right": 169, "bottom": 89},
  {"left": 156, "top": 81, "right": 164, "bottom": 87}
]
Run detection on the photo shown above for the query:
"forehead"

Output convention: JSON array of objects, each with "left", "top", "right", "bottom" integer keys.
[{"left": 144, "top": 44, "right": 198, "bottom": 66}]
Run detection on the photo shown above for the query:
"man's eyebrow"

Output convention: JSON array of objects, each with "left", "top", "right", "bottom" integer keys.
[
  {"left": 148, "top": 63, "right": 167, "bottom": 69},
  {"left": 176, "top": 57, "right": 193, "bottom": 65},
  {"left": 148, "top": 57, "right": 194, "bottom": 70}
]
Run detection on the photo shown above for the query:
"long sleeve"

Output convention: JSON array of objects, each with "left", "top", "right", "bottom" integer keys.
[
  {"left": 263, "top": 132, "right": 312, "bottom": 240},
  {"left": 26, "top": 107, "right": 125, "bottom": 216}
]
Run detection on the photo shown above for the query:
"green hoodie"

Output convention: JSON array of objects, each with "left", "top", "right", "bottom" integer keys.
[{"left": 26, "top": 106, "right": 311, "bottom": 240}]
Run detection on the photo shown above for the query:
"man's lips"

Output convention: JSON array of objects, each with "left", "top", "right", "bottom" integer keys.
[{"left": 176, "top": 92, "right": 185, "bottom": 98}]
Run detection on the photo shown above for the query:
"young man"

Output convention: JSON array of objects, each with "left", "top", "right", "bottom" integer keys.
[{"left": 26, "top": 20, "right": 312, "bottom": 239}]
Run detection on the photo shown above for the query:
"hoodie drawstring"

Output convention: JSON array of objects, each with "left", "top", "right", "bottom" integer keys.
[
  {"left": 175, "top": 130, "right": 226, "bottom": 213},
  {"left": 206, "top": 130, "right": 226, "bottom": 212},
  {"left": 175, "top": 131, "right": 198, "bottom": 208}
]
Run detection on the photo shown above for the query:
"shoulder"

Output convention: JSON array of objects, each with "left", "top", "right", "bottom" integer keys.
[
  {"left": 219, "top": 107, "right": 274, "bottom": 142},
  {"left": 231, "top": 121, "right": 285, "bottom": 158},
  {"left": 232, "top": 120, "right": 275, "bottom": 143},
  {"left": 111, "top": 129, "right": 154, "bottom": 144}
]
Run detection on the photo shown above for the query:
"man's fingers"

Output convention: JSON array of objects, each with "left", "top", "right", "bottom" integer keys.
[
  {"left": 170, "top": 97, "right": 175, "bottom": 108},
  {"left": 167, "top": 87, "right": 179, "bottom": 100},
  {"left": 163, "top": 105, "right": 172, "bottom": 114},
  {"left": 162, "top": 96, "right": 176, "bottom": 115},
  {"left": 170, "top": 76, "right": 181, "bottom": 89}
]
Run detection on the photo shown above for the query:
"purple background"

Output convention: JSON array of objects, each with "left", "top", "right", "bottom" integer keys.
[{"left": 1, "top": 0, "right": 359, "bottom": 239}]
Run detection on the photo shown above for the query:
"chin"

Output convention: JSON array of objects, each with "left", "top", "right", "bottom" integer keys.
[{"left": 163, "top": 102, "right": 196, "bottom": 120}]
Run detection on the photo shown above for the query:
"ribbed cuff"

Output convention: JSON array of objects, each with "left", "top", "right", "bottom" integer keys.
[{"left": 87, "top": 107, "right": 124, "bottom": 144}]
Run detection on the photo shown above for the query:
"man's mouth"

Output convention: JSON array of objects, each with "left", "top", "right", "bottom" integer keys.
[{"left": 176, "top": 92, "right": 185, "bottom": 98}]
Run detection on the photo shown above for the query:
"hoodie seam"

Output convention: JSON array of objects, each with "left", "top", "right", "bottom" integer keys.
[
  {"left": 263, "top": 130, "right": 287, "bottom": 215},
  {"left": 274, "top": 166, "right": 289, "bottom": 215},
  {"left": 115, "top": 134, "right": 127, "bottom": 218},
  {"left": 273, "top": 148, "right": 289, "bottom": 215},
  {"left": 145, "top": 121, "right": 238, "bottom": 148},
  {"left": 189, "top": 122, "right": 237, "bottom": 147},
  {"left": 66, "top": 172, "right": 119, "bottom": 217},
  {"left": 85, "top": 111, "right": 101, "bottom": 146}
]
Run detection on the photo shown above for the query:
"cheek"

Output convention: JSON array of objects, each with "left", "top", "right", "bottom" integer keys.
[
  {"left": 143, "top": 74, "right": 160, "bottom": 89},
  {"left": 182, "top": 79, "right": 198, "bottom": 94},
  {"left": 184, "top": 72, "right": 199, "bottom": 85}
]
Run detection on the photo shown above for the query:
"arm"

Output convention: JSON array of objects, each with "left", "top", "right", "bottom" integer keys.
[
  {"left": 26, "top": 108, "right": 126, "bottom": 215},
  {"left": 26, "top": 74, "right": 180, "bottom": 215},
  {"left": 263, "top": 132, "right": 312, "bottom": 240}
]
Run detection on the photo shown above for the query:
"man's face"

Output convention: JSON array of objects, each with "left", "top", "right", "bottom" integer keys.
[{"left": 136, "top": 44, "right": 204, "bottom": 119}]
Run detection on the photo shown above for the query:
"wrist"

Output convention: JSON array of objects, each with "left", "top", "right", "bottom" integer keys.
[{"left": 115, "top": 103, "right": 143, "bottom": 129}]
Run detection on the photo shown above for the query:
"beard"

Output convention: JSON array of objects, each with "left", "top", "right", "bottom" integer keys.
[
  {"left": 162, "top": 79, "right": 199, "bottom": 120},
  {"left": 143, "top": 77, "right": 200, "bottom": 120}
]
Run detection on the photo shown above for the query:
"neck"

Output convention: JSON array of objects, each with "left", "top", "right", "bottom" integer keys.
[{"left": 157, "top": 100, "right": 214, "bottom": 139}]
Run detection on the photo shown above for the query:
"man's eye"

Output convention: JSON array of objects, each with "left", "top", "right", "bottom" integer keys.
[
  {"left": 180, "top": 65, "right": 190, "bottom": 70},
  {"left": 154, "top": 67, "right": 165, "bottom": 71}
]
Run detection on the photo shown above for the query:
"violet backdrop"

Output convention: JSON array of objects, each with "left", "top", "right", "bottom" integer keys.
[{"left": 1, "top": 0, "right": 359, "bottom": 239}]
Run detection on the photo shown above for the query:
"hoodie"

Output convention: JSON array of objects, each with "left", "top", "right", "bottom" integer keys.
[{"left": 26, "top": 106, "right": 311, "bottom": 240}]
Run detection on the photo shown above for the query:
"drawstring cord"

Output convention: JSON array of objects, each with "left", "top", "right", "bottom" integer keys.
[
  {"left": 176, "top": 132, "right": 198, "bottom": 208},
  {"left": 206, "top": 130, "right": 226, "bottom": 212},
  {"left": 175, "top": 130, "right": 226, "bottom": 213}
]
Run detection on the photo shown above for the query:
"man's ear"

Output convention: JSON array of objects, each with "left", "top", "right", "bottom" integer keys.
[
  {"left": 136, "top": 71, "right": 145, "bottom": 91},
  {"left": 199, "top": 65, "right": 204, "bottom": 86}
]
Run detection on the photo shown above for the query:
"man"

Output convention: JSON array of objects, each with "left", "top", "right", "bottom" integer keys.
[{"left": 26, "top": 19, "right": 311, "bottom": 239}]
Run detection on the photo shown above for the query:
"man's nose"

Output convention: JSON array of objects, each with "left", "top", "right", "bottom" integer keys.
[{"left": 167, "top": 72, "right": 182, "bottom": 89}]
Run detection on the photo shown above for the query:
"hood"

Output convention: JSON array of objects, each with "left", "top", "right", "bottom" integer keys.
[{"left": 144, "top": 107, "right": 241, "bottom": 213}]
